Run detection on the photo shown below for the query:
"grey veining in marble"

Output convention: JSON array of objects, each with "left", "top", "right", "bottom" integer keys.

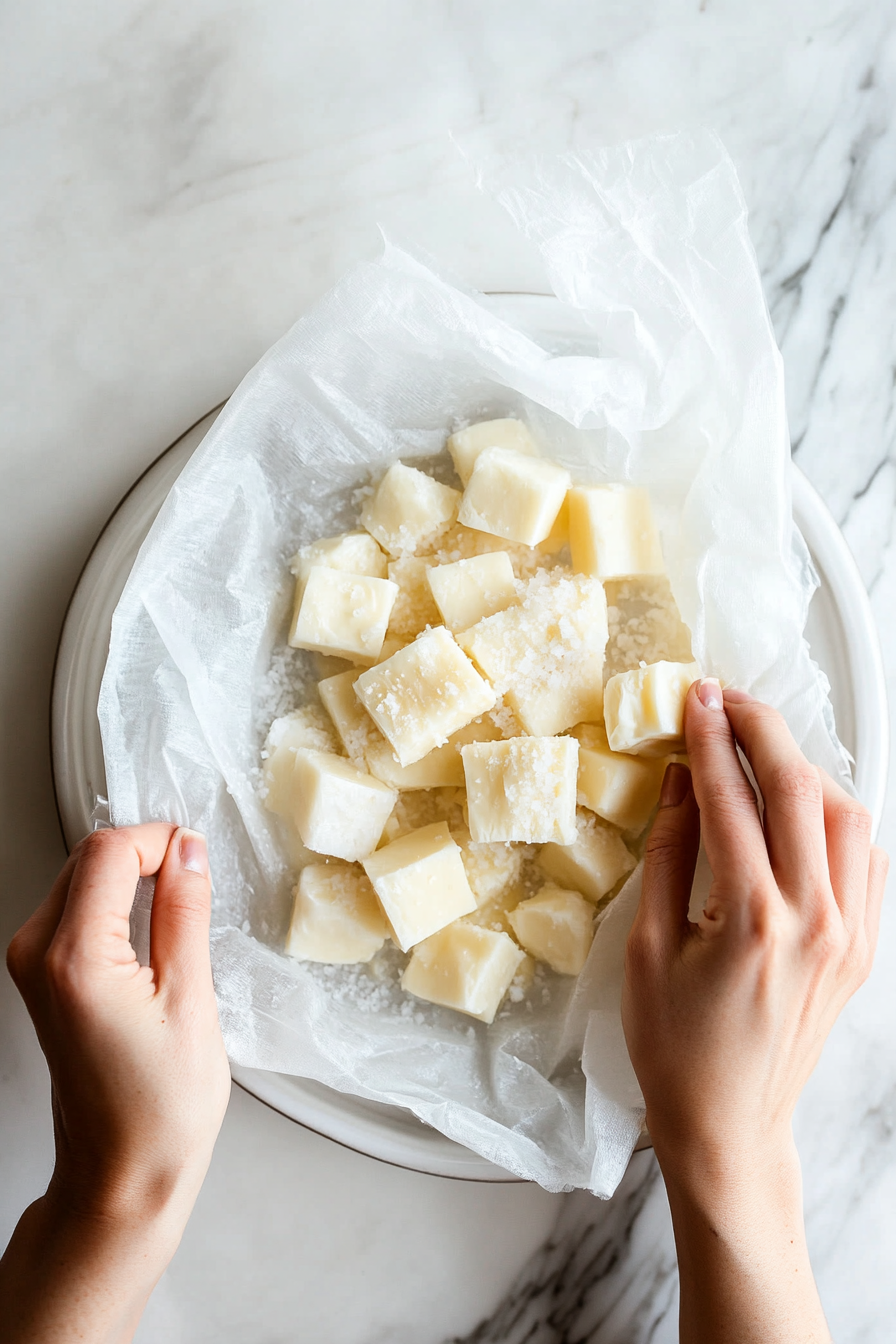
[{"left": 1, "top": 2, "right": 894, "bottom": 1341}]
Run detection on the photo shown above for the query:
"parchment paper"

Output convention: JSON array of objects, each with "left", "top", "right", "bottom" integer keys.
[{"left": 98, "top": 130, "right": 850, "bottom": 1195}]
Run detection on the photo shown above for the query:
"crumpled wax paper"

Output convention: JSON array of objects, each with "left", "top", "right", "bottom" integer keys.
[{"left": 98, "top": 130, "right": 851, "bottom": 1196}]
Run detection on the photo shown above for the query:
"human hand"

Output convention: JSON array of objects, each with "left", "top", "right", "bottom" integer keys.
[
  {"left": 3, "top": 824, "right": 231, "bottom": 1342},
  {"left": 622, "top": 681, "right": 888, "bottom": 1343},
  {"left": 623, "top": 682, "right": 887, "bottom": 1169}
]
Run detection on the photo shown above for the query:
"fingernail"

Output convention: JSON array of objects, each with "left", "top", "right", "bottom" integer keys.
[
  {"left": 660, "top": 762, "right": 692, "bottom": 808},
  {"left": 697, "top": 677, "right": 723, "bottom": 710},
  {"left": 178, "top": 828, "right": 209, "bottom": 877}
]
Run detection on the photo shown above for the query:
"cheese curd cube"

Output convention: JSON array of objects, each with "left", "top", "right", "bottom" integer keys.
[
  {"left": 458, "top": 448, "right": 570, "bottom": 547},
  {"left": 447, "top": 418, "right": 538, "bottom": 487},
  {"left": 364, "top": 735, "right": 463, "bottom": 790},
  {"left": 386, "top": 556, "right": 440, "bottom": 638},
  {"left": 261, "top": 706, "right": 341, "bottom": 816},
  {"left": 292, "top": 749, "right": 397, "bottom": 862},
  {"left": 401, "top": 922, "right": 525, "bottom": 1023},
  {"left": 289, "top": 566, "right": 398, "bottom": 663},
  {"left": 354, "top": 626, "right": 496, "bottom": 767},
  {"left": 360, "top": 463, "right": 460, "bottom": 557},
  {"left": 568, "top": 484, "right": 665, "bottom": 580},
  {"left": 457, "top": 572, "right": 607, "bottom": 737},
  {"left": 427, "top": 552, "right": 517, "bottom": 633},
  {"left": 538, "top": 497, "right": 569, "bottom": 555},
  {"left": 604, "top": 660, "right": 700, "bottom": 757},
  {"left": 537, "top": 810, "right": 635, "bottom": 904},
  {"left": 290, "top": 531, "right": 388, "bottom": 583},
  {"left": 285, "top": 864, "right": 388, "bottom": 964},
  {"left": 364, "top": 710, "right": 503, "bottom": 790},
  {"left": 462, "top": 737, "right": 578, "bottom": 845},
  {"left": 451, "top": 825, "right": 523, "bottom": 906},
  {"left": 508, "top": 884, "right": 595, "bottom": 975},
  {"left": 573, "top": 723, "right": 667, "bottom": 833},
  {"left": 318, "top": 668, "right": 377, "bottom": 764},
  {"left": 362, "top": 822, "right": 477, "bottom": 952}
]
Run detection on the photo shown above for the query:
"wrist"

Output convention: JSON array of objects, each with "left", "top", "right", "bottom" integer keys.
[
  {"left": 45, "top": 1155, "right": 204, "bottom": 1264},
  {"left": 654, "top": 1123, "right": 809, "bottom": 1266}
]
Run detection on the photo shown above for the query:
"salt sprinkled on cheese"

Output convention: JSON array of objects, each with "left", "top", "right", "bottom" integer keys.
[
  {"left": 456, "top": 570, "right": 608, "bottom": 737},
  {"left": 462, "top": 736, "right": 579, "bottom": 845},
  {"left": 386, "top": 556, "right": 441, "bottom": 638},
  {"left": 360, "top": 462, "right": 460, "bottom": 557},
  {"left": 354, "top": 626, "right": 496, "bottom": 767}
]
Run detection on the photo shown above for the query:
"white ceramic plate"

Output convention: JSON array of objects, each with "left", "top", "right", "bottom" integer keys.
[{"left": 51, "top": 296, "right": 888, "bottom": 1181}]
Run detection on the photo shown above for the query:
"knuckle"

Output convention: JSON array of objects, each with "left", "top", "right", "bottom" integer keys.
[
  {"left": 644, "top": 823, "right": 682, "bottom": 872},
  {"left": 43, "top": 943, "right": 93, "bottom": 1008},
  {"left": 803, "top": 905, "right": 847, "bottom": 962},
  {"left": 769, "top": 760, "right": 823, "bottom": 812},
  {"left": 75, "top": 828, "right": 128, "bottom": 861},
  {"left": 5, "top": 931, "right": 30, "bottom": 988},
  {"left": 836, "top": 800, "right": 872, "bottom": 844}
]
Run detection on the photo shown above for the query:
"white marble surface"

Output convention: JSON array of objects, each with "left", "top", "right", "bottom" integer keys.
[{"left": 1, "top": 2, "right": 894, "bottom": 1340}]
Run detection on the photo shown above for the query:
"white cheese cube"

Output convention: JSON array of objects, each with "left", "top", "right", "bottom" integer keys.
[
  {"left": 573, "top": 723, "right": 667, "bottom": 833},
  {"left": 364, "top": 710, "right": 503, "bottom": 790},
  {"left": 261, "top": 706, "right": 341, "bottom": 817},
  {"left": 360, "top": 462, "right": 460, "bottom": 557},
  {"left": 458, "top": 448, "right": 570, "bottom": 547},
  {"left": 538, "top": 497, "right": 569, "bottom": 555},
  {"left": 604, "top": 660, "right": 700, "bottom": 757},
  {"left": 427, "top": 552, "right": 518, "bottom": 633},
  {"left": 292, "top": 749, "right": 397, "bottom": 862},
  {"left": 451, "top": 825, "right": 524, "bottom": 906},
  {"left": 386, "top": 556, "right": 441, "bottom": 638},
  {"left": 456, "top": 572, "right": 607, "bottom": 736},
  {"left": 285, "top": 864, "right": 388, "bottom": 964},
  {"left": 362, "top": 821, "right": 477, "bottom": 952},
  {"left": 401, "top": 922, "right": 525, "bottom": 1023},
  {"left": 289, "top": 566, "right": 398, "bottom": 663},
  {"left": 568, "top": 484, "right": 664, "bottom": 580},
  {"left": 508, "top": 884, "right": 595, "bottom": 976},
  {"left": 447, "top": 418, "right": 538, "bottom": 487},
  {"left": 537, "top": 810, "right": 635, "bottom": 904},
  {"left": 318, "top": 668, "right": 376, "bottom": 764},
  {"left": 290, "top": 531, "right": 388, "bottom": 583},
  {"left": 461, "top": 736, "right": 578, "bottom": 845},
  {"left": 354, "top": 626, "right": 496, "bottom": 767}
]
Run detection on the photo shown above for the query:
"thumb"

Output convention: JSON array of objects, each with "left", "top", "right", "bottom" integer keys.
[
  {"left": 150, "top": 828, "right": 214, "bottom": 986},
  {"left": 637, "top": 764, "right": 701, "bottom": 942}
]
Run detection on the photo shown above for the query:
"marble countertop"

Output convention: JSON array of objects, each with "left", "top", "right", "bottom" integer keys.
[{"left": 1, "top": 3, "right": 894, "bottom": 1340}]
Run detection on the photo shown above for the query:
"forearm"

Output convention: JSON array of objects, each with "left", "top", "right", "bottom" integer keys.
[
  {"left": 656, "top": 1135, "right": 831, "bottom": 1344},
  {"left": 0, "top": 1186, "right": 180, "bottom": 1344}
]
